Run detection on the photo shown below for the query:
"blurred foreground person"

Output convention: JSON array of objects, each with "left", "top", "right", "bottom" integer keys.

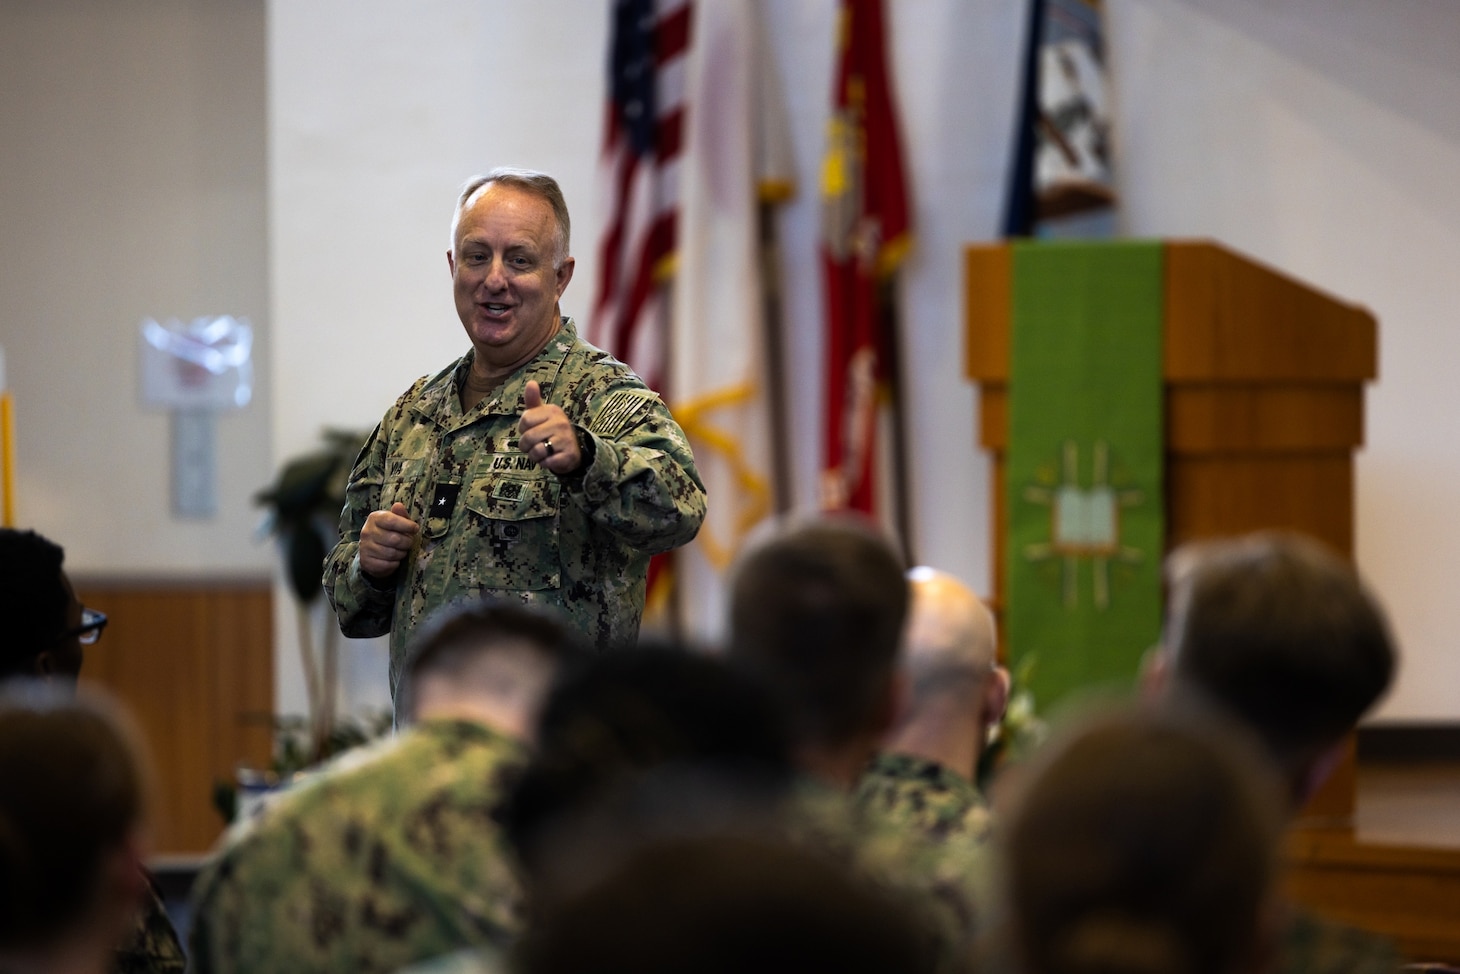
[
  {"left": 1001, "top": 708, "right": 1284, "bottom": 974},
  {"left": 0, "top": 683, "right": 157, "bottom": 974},
  {"left": 857, "top": 566, "right": 1008, "bottom": 844},
  {"left": 189, "top": 600, "right": 584, "bottom": 974},
  {"left": 504, "top": 644, "right": 795, "bottom": 915},
  {"left": 727, "top": 517, "right": 989, "bottom": 958},
  {"left": 403, "top": 645, "right": 796, "bottom": 974},
  {"left": 1149, "top": 530, "right": 1403, "bottom": 972},
  {"left": 516, "top": 833, "right": 940, "bottom": 974},
  {"left": 0, "top": 528, "right": 184, "bottom": 974},
  {"left": 728, "top": 517, "right": 908, "bottom": 791}
]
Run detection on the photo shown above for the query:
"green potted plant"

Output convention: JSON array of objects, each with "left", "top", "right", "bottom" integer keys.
[
  {"left": 252, "top": 428, "right": 370, "bottom": 763},
  {"left": 977, "top": 653, "right": 1048, "bottom": 791},
  {"left": 216, "top": 428, "right": 398, "bottom": 822}
]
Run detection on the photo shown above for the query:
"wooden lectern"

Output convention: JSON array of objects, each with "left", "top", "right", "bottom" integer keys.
[{"left": 965, "top": 239, "right": 1377, "bottom": 822}]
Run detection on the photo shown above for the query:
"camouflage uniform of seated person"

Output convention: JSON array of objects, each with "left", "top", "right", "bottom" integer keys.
[
  {"left": 727, "top": 519, "right": 993, "bottom": 959},
  {"left": 188, "top": 600, "right": 584, "bottom": 974},
  {"left": 856, "top": 567, "right": 1007, "bottom": 847}
]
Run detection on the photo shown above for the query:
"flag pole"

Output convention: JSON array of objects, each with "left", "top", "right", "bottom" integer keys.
[
  {"left": 1002, "top": 0, "right": 1046, "bottom": 237},
  {"left": 660, "top": 265, "right": 686, "bottom": 638},
  {"left": 880, "top": 279, "right": 917, "bottom": 567},
  {"left": 758, "top": 200, "right": 793, "bottom": 515},
  {"left": 0, "top": 347, "right": 14, "bottom": 527}
]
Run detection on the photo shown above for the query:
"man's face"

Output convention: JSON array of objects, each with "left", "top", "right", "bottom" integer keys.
[
  {"left": 449, "top": 182, "right": 575, "bottom": 372},
  {"left": 47, "top": 572, "right": 85, "bottom": 683}
]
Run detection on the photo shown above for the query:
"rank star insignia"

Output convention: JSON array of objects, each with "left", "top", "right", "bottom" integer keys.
[{"left": 431, "top": 483, "right": 461, "bottom": 518}]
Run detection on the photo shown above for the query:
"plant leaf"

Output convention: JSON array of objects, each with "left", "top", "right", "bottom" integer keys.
[
  {"left": 286, "top": 525, "right": 328, "bottom": 604},
  {"left": 256, "top": 452, "right": 340, "bottom": 519}
]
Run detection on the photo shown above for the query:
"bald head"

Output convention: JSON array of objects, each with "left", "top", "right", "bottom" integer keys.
[
  {"left": 903, "top": 567, "right": 997, "bottom": 693},
  {"left": 882, "top": 568, "right": 1009, "bottom": 782}
]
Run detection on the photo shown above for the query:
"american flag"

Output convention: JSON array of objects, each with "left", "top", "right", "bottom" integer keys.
[
  {"left": 587, "top": 0, "right": 691, "bottom": 393},
  {"left": 589, "top": 0, "right": 693, "bottom": 626}
]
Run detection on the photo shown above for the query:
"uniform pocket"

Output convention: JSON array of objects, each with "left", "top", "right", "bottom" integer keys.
[
  {"left": 381, "top": 457, "right": 429, "bottom": 518},
  {"left": 460, "top": 455, "right": 562, "bottom": 591}
]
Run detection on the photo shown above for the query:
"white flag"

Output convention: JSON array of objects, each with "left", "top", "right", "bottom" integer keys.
[{"left": 669, "top": 0, "right": 794, "bottom": 644}]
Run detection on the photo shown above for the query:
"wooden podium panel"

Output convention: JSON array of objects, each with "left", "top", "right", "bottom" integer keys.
[
  {"left": 1162, "top": 243, "right": 1376, "bottom": 382},
  {"left": 76, "top": 579, "right": 274, "bottom": 855},
  {"left": 1166, "top": 455, "right": 1356, "bottom": 555},
  {"left": 966, "top": 239, "right": 1377, "bottom": 821}
]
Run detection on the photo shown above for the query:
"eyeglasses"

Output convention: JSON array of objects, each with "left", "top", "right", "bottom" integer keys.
[{"left": 56, "top": 607, "right": 108, "bottom": 646}]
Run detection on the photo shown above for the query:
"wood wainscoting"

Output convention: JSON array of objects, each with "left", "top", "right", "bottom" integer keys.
[
  {"left": 1285, "top": 759, "right": 1460, "bottom": 964},
  {"left": 74, "top": 577, "right": 274, "bottom": 856},
  {"left": 1287, "top": 828, "right": 1460, "bottom": 964}
]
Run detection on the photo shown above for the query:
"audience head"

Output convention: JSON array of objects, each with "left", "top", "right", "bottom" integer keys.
[
  {"left": 504, "top": 643, "right": 793, "bottom": 910},
  {"left": 515, "top": 833, "right": 938, "bottom": 974},
  {"left": 1154, "top": 530, "right": 1396, "bottom": 803},
  {"left": 886, "top": 566, "right": 1009, "bottom": 778},
  {"left": 395, "top": 597, "right": 588, "bottom": 734},
  {"left": 1003, "top": 707, "right": 1283, "bottom": 974},
  {"left": 0, "top": 682, "right": 151, "bottom": 965},
  {"left": 0, "top": 528, "right": 94, "bottom": 683},
  {"left": 727, "top": 516, "right": 909, "bottom": 764}
]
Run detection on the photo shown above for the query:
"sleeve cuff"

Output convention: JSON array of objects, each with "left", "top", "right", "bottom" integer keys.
[
  {"left": 558, "top": 424, "right": 600, "bottom": 489},
  {"left": 351, "top": 553, "right": 399, "bottom": 600}
]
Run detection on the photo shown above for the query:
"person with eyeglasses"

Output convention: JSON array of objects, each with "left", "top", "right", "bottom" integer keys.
[
  {"left": 0, "top": 527, "right": 99, "bottom": 681},
  {"left": 0, "top": 527, "right": 186, "bottom": 974}
]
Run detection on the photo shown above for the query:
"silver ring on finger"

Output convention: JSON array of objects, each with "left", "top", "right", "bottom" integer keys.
[{"left": 543, "top": 438, "right": 555, "bottom": 457}]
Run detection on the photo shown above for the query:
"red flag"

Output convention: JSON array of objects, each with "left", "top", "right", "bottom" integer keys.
[
  {"left": 590, "top": 0, "right": 693, "bottom": 625},
  {"left": 818, "top": 0, "right": 911, "bottom": 517}
]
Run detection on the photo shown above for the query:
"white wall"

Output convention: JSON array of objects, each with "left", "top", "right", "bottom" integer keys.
[
  {"left": 268, "top": 0, "right": 1024, "bottom": 717},
  {"left": 6, "top": 0, "right": 1450, "bottom": 725},
  {"left": 1108, "top": 0, "right": 1460, "bottom": 721},
  {"left": 0, "top": 0, "right": 272, "bottom": 576}
]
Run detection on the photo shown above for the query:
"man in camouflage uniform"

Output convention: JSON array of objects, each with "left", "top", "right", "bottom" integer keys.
[
  {"left": 324, "top": 167, "right": 705, "bottom": 698},
  {"left": 727, "top": 520, "right": 991, "bottom": 959},
  {"left": 856, "top": 567, "right": 1007, "bottom": 846},
  {"left": 1149, "top": 531, "right": 1405, "bottom": 973},
  {"left": 188, "top": 600, "right": 584, "bottom": 974}
]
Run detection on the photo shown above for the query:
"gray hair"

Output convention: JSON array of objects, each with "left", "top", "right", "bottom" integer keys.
[{"left": 451, "top": 167, "right": 571, "bottom": 269}]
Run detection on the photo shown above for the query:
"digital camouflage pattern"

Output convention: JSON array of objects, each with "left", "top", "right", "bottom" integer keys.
[
  {"left": 1282, "top": 908, "right": 1404, "bottom": 974},
  {"left": 789, "top": 776, "right": 992, "bottom": 967},
  {"left": 394, "top": 946, "right": 504, "bottom": 974},
  {"left": 189, "top": 720, "right": 528, "bottom": 974},
  {"left": 854, "top": 751, "right": 994, "bottom": 846},
  {"left": 324, "top": 318, "right": 706, "bottom": 695},
  {"left": 113, "top": 880, "right": 186, "bottom": 974},
  {"left": 971, "top": 904, "right": 1406, "bottom": 974}
]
